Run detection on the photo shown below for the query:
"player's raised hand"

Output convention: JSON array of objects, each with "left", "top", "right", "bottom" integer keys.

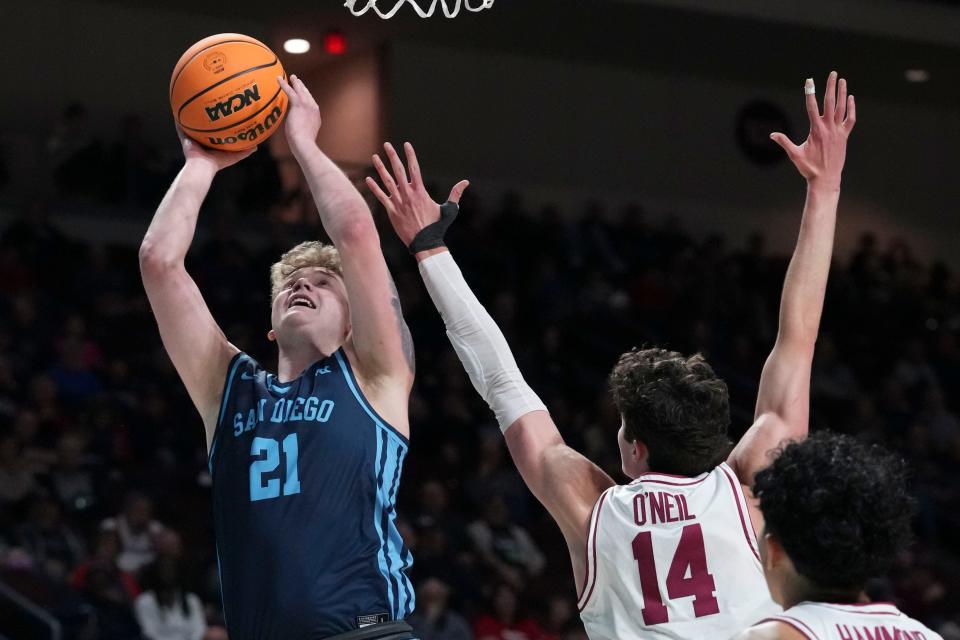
[
  {"left": 770, "top": 71, "right": 856, "bottom": 190},
  {"left": 177, "top": 124, "right": 255, "bottom": 172},
  {"left": 278, "top": 74, "right": 322, "bottom": 151},
  {"left": 366, "top": 141, "right": 469, "bottom": 249}
]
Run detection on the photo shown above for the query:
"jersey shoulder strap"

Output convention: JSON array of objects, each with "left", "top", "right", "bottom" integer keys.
[{"left": 208, "top": 352, "right": 261, "bottom": 472}]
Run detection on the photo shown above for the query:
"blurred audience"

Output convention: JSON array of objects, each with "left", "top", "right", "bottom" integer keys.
[
  {"left": 134, "top": 557, "right": 206, "bottom": 640},
  {"left": 101, "top": 492, "right": 165, "bottom": 574},
  {"left": 468, "top": 496, "right": 546, "bottom": 590},
  {"left": 408, "top": 577, "right": 472, "bottom": 640},
  {"left": 473, "top": 584, "right": 544, "bottom": 640}
]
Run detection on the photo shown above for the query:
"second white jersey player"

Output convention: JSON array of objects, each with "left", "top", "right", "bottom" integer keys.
[
  {"left": 579, "top": 463, "right": 779, "bottom": 639},
  {"left": 757, "top": 601, "right": 941, "bottom": 640}
]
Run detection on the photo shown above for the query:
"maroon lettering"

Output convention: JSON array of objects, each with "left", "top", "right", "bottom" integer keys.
[
  {"left": 632, "top": 531, "right": 667, "bottom": 624},
  {"left": 667, "top": 524, "right": 719, "bottom": 617},
  {"left": 649, "top": 492, "right": 666, "bottom": 524},
  {"left": 665, "top": 493, "right": 679, "bottom": 522},
  {"left": 854, "top": 627, "right": 931, "bottom": 640},
  {"left": 634, "top": 492, "right": 697, "bottom": 527},
  {"left": 631, "top": 523, "right": 718, "bottom": 626},
  {"left": 633, "top": 494, "right": 647, "bottom": 526},
  {"left": 859, "top": 627, "right": 879, "bottom": 640},
  {"left": 837, "top": 624, "right": 854, "bottom": 640},
  {"left": 850, "top": 627, "right": 912, "bottom": 640}
]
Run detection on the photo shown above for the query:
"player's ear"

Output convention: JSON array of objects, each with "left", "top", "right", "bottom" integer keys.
[
  {"left": 764, "top": 532, "right": 784, "bottom": 571},
  {"left": 267, "top": 329, "right": 277, "bottom": 342},
  {"left": 632, "top": 439, "right": 648, "bottom": 465}
]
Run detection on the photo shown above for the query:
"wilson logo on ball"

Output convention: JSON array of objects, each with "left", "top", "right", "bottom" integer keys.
[
  {"left": 207, "top": 104, "right": 283, "bottom": 146},
  {"left": 205, "top": 84, "right": 261, "bottom": 122}
]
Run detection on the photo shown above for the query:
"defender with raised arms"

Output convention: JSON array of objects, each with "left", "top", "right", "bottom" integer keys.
[{"left": 368, "top": 71, "right": 855, "bottom": 639}]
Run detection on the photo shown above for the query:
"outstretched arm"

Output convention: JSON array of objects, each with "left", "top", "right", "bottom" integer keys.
[
  {"left": 279, "top": 76, "right": 413, "bottom": 421},
  {"left": 728, "top": 72, "right": 857, "bottom": 485},
  {"left": 139, "top": 131, "right": 251, "bottom": 444},
  {"left": 367, "top": 143, "right": 614, "bottom": 564}
]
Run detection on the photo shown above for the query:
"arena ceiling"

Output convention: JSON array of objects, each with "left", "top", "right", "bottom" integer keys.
[{"left": 87, "top": 0, "right": 960, "bottom": 108}]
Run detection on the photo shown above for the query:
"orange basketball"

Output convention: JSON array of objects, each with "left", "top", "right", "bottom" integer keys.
[{"left": 170, "top": 34, "right": 287, "bottom": 152}]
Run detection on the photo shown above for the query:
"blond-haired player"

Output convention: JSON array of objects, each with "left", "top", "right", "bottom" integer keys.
[
  {"left": 140, "top": 75, "right": 417, "bottom": 640},
  {"left": 368, "top": 71, "right": 855, "bottom": 639}
]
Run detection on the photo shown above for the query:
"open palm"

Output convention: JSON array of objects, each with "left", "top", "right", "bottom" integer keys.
[
  {"left": 771, "top": 71, "right": 856, "bottom": 190},
  {"left": 366, "top": 142, "right": 469, "bottom": 248}
]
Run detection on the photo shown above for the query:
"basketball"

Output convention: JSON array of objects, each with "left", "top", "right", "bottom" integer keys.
[{"left": 170, "top": 33, "right": 287, "bottom": 152}]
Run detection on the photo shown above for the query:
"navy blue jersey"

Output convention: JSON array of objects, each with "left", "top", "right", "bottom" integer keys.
[{"left": 208, "top": 349, "right": 414, "bottom": 639}]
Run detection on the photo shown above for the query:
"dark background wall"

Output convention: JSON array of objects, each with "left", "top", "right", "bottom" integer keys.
[{"left": 0, "top": 0, "right": 957, "bottom": 263}]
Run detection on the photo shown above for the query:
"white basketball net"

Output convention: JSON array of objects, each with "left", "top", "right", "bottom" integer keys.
[{"left": 344, "top": 0, "right": 494, "bottom": 19}]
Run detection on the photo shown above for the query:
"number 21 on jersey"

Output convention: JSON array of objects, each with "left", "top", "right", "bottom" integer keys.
[
  {"left": 249, "top": 434, "right": 301, "bottom": 501},
  {"left": 633, "top": 524, "right": 720, "bottom": 625}
]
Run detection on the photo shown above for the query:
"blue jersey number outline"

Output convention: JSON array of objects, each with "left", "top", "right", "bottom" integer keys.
[{"left": 250, "top": 434, "right": 301, "bottom": 501}]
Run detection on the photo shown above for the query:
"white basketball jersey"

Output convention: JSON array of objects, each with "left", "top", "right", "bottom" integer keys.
[
  {"left": 578, "top": 462, "right": 779, "bottom": 639},
  {"left": 762, "top": 602, "right": 942, "bottom": 640}
]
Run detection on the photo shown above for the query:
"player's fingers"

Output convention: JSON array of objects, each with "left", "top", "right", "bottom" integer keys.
[
  {"left": 291, "top": 74, "right": 319, "bottom": 108},
  {"left": 403, "top": 142, "right": 423, "bottom": 188},
  {"left": 372, "top": 154, "right": 401, "bottom": 200},
  {"left": 448, "top": 180, "right": 470, "bottom": 204},
  {"left": 835, "top": 78, "right": 847, "bottom": 125},
  {"left": 234, "top": 146, "right": 258, "bottom": 163},
  {"left": 173, "top": 122, "right": 190, "bottom": 145},
  {"left": 769, "top": 132, "right": 797, "bottom": 157},
  {"left": 277, "top": 76, "right": 298, "bottom": 104},
  {"left": 823, "top": 71, "right": 837, "bottom": 119},
  {"left": 803, "top": 78, "right": 819, "bottom": 124},
  {"left": 365, "top": 176, "right": 392, "bottom": 211},
  {"left": 383, "top": 142, "right": 410, "bottom": 189},
  {"left": 289, "top": 74, "right": 302, "bottom": 94},
  {"left": 844, "top": 95, "right": 856, "bottom": 130}
]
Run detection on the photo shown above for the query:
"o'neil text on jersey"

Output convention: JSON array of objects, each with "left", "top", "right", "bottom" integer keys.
[{"left": 634, "top": 491, "right": 696, "bottom": 526}]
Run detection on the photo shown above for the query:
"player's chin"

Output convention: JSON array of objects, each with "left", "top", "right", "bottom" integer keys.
[{"left": 281, "top": 306, "right": 319, "bottom": 324}]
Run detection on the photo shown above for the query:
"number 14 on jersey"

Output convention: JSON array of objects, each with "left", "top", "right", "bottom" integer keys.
[{"left": 633, "top": 524, "right": 720, "bottom": 625}]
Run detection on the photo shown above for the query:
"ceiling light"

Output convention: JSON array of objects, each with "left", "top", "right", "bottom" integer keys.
[
  {"left": 283, "top": 39, "right": 311, "bottom": 55},
  {"left": 905, "top": 69, "right": 930, "bottom": 83}
]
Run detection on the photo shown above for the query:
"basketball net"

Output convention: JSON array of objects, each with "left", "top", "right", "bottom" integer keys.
[{"left": 344, "top": 0, "right": 494, "bottom": 19}]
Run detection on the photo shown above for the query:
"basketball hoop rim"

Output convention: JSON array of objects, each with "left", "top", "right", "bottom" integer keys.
[{"left": 343, "top": 0, "right": 495, "bottom": 19}]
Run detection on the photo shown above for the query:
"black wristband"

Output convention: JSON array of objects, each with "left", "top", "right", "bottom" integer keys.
[{"left": 408, "top": 201, "right": 459, "bottom": 254}]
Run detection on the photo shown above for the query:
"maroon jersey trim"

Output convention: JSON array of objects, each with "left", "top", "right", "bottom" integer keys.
[
  {"left": 719, "top": 464, "right": 762, "bottom": 563},
  {"left": 759, "top": 616, "right": 821, "bottom": 640},
  {"left": 814, "top": 603, "right": 902, "bottom": 616},
  {"left": 577, "top": 488, "right": 611, "bottom": 612}
]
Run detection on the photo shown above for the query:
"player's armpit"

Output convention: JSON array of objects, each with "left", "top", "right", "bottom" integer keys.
[
  {"left": 732, "top": 621, "right": 807, "bottom": 640},
  {"left": 728, "top": 340, "right": 813, "bottom": 486},
  {"left": 504, "top": 411, "right": 615, "bottom": 547},
  {"left": 139, "top": 261, "right": 238, "bottom": 447}
]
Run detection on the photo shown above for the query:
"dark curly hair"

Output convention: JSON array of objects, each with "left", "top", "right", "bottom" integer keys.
[
  {"left": 753, "top": 432, "right": 914, "bottom": 591},
  {"left": 608, "top": 347, "right": 731, "bottom": 475}
]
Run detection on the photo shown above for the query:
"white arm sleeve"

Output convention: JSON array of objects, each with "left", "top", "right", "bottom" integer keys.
[{"left": 418, "top": 251, "right": 547, "bottom": 432}]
